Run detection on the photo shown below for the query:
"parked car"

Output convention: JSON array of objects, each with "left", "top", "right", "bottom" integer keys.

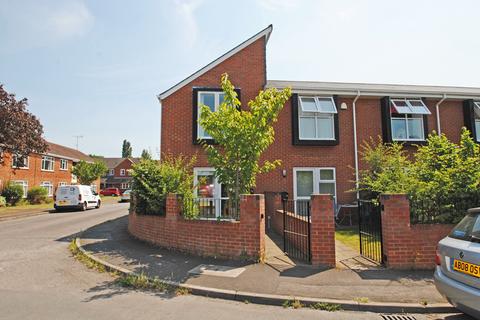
[
  {"left": 434, "top": 207, "right": 480, "bottom": 319},
  {"left": 120, "top": 189, "right": 131, "bottom": 202},
  {"left": 100, "top": 188, "right": 121, "bottom": 196},
  {"left": 54, "top": 185, "right": 101, "bottom": 212}
]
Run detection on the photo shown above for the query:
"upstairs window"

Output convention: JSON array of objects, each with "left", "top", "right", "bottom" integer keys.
[
  {"left": 12, "top": 155, "right": 29, "bottom": 169},
  {"left": 120, "top": 169, "right": 126, "bottom": 176},
  {"left": 390, "top": 98, "right": 430, "bottom": 141},
  {"left": 197, "top": 91, "right": 225, "bottom": 139},
  {"left": 60, "top": 159, "right": 68, "bottom": 171},
  {"left": 109, "top": 168, "right": 114, "bottom": 176},
  {"left": 41, "top": 156, "right": 54, "bottom": 171},
  {"left": 474, "top": 102, "right": 480, "bottom": 142},
  {"left": 298, "top": 96, "right": 337, "bottom": 140}
]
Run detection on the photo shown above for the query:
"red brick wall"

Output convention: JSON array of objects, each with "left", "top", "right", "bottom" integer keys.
[
  {"left": 128, "top": 194, "right": 265, "bottom": 260},
  {"left": 112, "top": 158, "right": 135, "bottom": 178},
  {"left": 0, "top": 152, "right": 74, "bottom": 195},
  {"left": 380, "top": 194, "right": 453, "bottom": 269}
]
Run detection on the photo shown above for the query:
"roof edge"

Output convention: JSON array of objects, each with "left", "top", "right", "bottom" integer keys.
[{"left": 158, "top": 25, "right": 273, "bottom": 100}]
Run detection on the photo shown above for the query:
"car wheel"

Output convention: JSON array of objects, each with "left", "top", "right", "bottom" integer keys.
[
  {"left": 81, "top": 202, "right": 87, "bottom": 211},
  {"left": 96, "top": 200, "right": 101, "bottom": 209}
]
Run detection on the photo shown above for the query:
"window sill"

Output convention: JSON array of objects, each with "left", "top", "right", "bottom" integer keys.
[
  {"left": 11, "top": 167, "right": 29, "bottom": 170},
  {"left": 392, "top": 139, "right": 427, "bottom": 146},
  {"left": 293, "top": 139, "right": 339, "bottom": 146},
  {"left": 41, "top": 169, "right": 54, "bottom": 172}
]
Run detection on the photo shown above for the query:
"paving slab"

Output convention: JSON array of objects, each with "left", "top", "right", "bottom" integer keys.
[{"left": 79, "top": 215, "right": 447, "bottom": 304}]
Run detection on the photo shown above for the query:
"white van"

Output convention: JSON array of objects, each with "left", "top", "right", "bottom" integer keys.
[{"left": 54, "top": 185, "right": 101, "bottom": 212}]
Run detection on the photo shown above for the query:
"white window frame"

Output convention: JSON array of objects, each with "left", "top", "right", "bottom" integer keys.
[
  {"left": 121, "top": 183, "right": 130, "bottom": 189},
  {"left": 391, "top": 113, "right": 425, "bottom": 142},
  {"left": 193, "top": 167, "right": 227, "bottom": 218},
  {"left": 13, "top": 180, "right": 28, "bottom": 198},
  {"left": 120, "top": 169, "right": 126, "bottom": 176},
  {"left": 109, "top": 168, "right": 115, "bottom": 176},
  {"left": 41, "top": 156, "right": 54, "bottom": 172},
  {"left": 58, "top": 182, "right": 67, "bottom": 187},
  {"left": 293, "top": 167, "right": 337, "bottom": 202},
  {"left": 298, "top": 96, "right": 337, "bottom": 141},
  {"left": 474, "top": 102, "right": 480, "bottom": 142},
  {"left": 197, "top": 91, "right": 225, "bottom": 139},
  {"left": 40, "top": 181, "right": 53, "bottom": 197},
  {"left": 391, "top": 98, "right": 431, "bottom": 115},
  {"left": 60, "top": 159, "right": 68, "bottom": 171},
  {"left": 12, "top": 155, "right": 29, "bottom": 169}
]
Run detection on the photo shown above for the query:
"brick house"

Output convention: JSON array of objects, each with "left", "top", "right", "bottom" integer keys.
[
  {"left": 0, "top": 141, "right": 99, "bottom": 197},
  {"left": 100, "top": 158, "right": 140, "bottom": 192},
  {"left": 157, "top": 25, "right": 480, "bottom": 209}
]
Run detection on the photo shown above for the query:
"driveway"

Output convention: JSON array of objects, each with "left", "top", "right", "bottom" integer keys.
[{"left": 0, "top": 203, "right": 471, "bottom": 320}]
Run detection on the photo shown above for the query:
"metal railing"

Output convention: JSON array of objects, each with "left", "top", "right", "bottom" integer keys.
[
  {"left": 282, "top": 199, "right": 311, "bottom": 263},
  {"left": 181, "top": 198, "right": 240, "bottom": 220},
  {"left": 358, "top": 200, "right": 383, "bottom": 265}
]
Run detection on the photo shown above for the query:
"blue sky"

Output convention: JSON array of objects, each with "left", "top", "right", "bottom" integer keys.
[{"left": 1, "top": 0, "right": 480, "bottom": 158}]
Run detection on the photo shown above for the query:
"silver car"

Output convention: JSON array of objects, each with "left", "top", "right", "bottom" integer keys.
[{"left": 435, "top": 208, "right": 480, "bottom": 318}]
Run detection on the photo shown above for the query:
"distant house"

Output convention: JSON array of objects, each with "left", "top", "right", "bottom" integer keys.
[
  {"left": 0, "top": 141, "right": 99, "bottom": 197},
  {"left": 100, "top": 158, "right": 140, "bottom": 192}
]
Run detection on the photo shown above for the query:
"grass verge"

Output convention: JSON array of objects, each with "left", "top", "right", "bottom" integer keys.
[
  {"left": 115, "top": 272, "right": 172, "bottom": 292},
  {"left": 310, "top": 302, "right": 342, "bottom": 312},
  {"left": 335, "top": 226, "right": 359, "bottom": 251},
  {"left": 69, "top": 239, "right": 107, "bottom": 273}
]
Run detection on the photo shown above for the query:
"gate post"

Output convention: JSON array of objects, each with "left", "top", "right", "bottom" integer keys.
[
  {"left": 310, "top": 194, "right": 336, "bottom": 267},
  {"left": 380, "top": 194, "right": 410, "bottom": 269}
]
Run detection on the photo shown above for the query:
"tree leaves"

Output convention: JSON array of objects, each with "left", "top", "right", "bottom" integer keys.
[
  {"left": 0, "top": 84, "right": 48, "bottom": 158},
  {"left": 71, "top": 160, "right": 108, "bottom": 185},
  {"left": 198, "top": 73, "right": 291, "bottom": 200}
]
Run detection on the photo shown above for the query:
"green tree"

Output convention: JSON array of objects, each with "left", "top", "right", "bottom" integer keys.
[
  {"left": 140, "top": 149, "right": 152, "bottom": 160},
  {"left": 198, "top": 73, "right": 291, "bottom": 202},
  {"left": 131, "top": 155, "right": 196, "bottom": 216},
  {"left": 72, "top": 160, "right": 108, "bottom": 185},
  {"left": 0, "top": 85, "right": 48, "bottom": 160},
  {"left": 122, "top": 140, "right": 132, "bottom": 158}
]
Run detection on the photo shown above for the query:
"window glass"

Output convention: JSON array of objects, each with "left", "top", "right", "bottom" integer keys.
[
  {"left": 299, "top": 97, "right": 317, "bottom": 112},
  {"left": 320, "top": 169, "right": 334, "bottom": 180},
  {"left": 319, "top": 182, "right": 335, "bottom": 196},
  {"left": 392, "top": 118, "right": 407, "bottom": 140},
  {"left": 299, "top": 117, "right": 315, "bottom": 138},
  {"left": 196, "top": 171, "right": 215, "bottom": 198},
  {"left": 316, "top": 98, "right": 336, "bottom": 113},
  {"left": 219, "top": 93, "right": 225, "bottom": 105},
  {"left": 391, "top": 99, "right": 411, "bottom": 113},
  {"left": 475, "top": 120, "right": 480, "bottom": 142},
  {"left": 316, "top": 117, "right": 334, "bottom": 139},
  {"left": 408, "top": 100, "right": 430, "bottom": 114},
  {"left": 200, "top": 93, "right": 215, "bottom": 112},
  {"left": 449, "top": 212, "right": 480, "bottom": 242},
  {"left": 407, "top": 118, "right": 423, "bottom": 139},
  {"left": 296, "top": 171, "right": 314, "bottom": 197}
]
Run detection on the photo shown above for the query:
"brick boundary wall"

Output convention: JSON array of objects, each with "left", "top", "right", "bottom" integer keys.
[
  {"left": 267, "top": 193, "right": 336, "bottom": 267},
  {"left": 380, "top": 194, "right": 454, "bottom": 269},
  {"left": 128, "top": 194, "right": 265, "bottom": 261}
]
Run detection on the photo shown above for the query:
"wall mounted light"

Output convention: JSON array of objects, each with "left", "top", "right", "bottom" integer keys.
[
  {"left": 282, "top": 169, "right": 287, "bottom": 177},
  {"left": 340, "top": 102, "right": 348, "bottom": 110}
]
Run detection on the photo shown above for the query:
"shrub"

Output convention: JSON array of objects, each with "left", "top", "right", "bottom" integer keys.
[
  {"left": 1, "top": 182, "right": 24, "bottom": 205},
  {"left": 0, "top": 196, "right": 6, "bottom": 207},
  {"left": 27, "top": 186, "right": 49, "bottom": 204},
  {"left": 131, "top": 155, "right": 196, "bottom": 216}
]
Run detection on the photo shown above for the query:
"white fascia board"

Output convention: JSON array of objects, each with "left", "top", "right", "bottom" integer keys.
[
  {"left": 267, "top": 80, "right": 480, "bottom": 100},
  {"left": 158, "top": 25, "right": 273, "bottom": 101}
]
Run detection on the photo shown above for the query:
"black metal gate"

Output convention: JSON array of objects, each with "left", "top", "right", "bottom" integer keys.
[
  {"left": 282, "top": 199, "right": 311, "bottom": 263},
  {"left": 358, "top": 200, "right": 384, "bottom": 264}
]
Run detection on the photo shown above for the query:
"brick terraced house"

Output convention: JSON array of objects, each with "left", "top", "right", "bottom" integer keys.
[
  {"left": 100, "top": 157, "right": 140, "bottom": 192},
  {"left": 157, "top": 25, "right": 480, "bottom": 209},
  {"left": 0, "top": 142, "right": 99, "bottom": 197}
]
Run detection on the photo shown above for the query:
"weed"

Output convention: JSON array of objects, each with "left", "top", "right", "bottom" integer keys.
[
  {"left": 115, "top": 273, "right": 170, "bottom": 292},
  {"left": 419, "top": 299, "right": 428, "bottom": 306},
  {"left": 69, "top": 239, "right": 106, "bottom": 273},
  {"left": 175, "top": 287, "right": 191, "bottom": 296},
  {"left": 310, "top": 302, "right": 342, "bottom": 312},
  {"left": 244, "top": 300, "right": 250, "bottom": 304},
  {"left": 282, "top": 299, "right": 303, "bottom": 309},
  {"left": 354, "top": 297, "right": 369, "bottom": 304}
]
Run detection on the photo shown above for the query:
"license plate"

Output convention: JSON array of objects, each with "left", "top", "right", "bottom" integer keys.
[
  {"left": 58, "top": 200, "right": 69, "bottom": 205},
  {"left": 453, "top": 259, "right": 480, "bottom": 278}
]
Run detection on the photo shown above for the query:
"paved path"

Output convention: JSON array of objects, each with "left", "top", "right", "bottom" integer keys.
[
  {"left": 81, "top": 215, "right": 449, "bottom": 304},
  {"left": 0, "top": 204, "right": 471, "bottom": 320}
]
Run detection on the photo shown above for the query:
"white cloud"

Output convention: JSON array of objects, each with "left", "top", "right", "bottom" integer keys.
[
  {"left": 0, "top": 0, "right": 94, "bottom": 53},
  {"left": 258, "top": 0, "right": 299, "bottom": 11},
  {"left": 173, "top": 0, "right": 202, "bottom": 47}
]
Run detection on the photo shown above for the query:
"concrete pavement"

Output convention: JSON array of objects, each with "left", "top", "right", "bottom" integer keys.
[{"left": 0, "top": 203, "right": 472, "bottom": 319}]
